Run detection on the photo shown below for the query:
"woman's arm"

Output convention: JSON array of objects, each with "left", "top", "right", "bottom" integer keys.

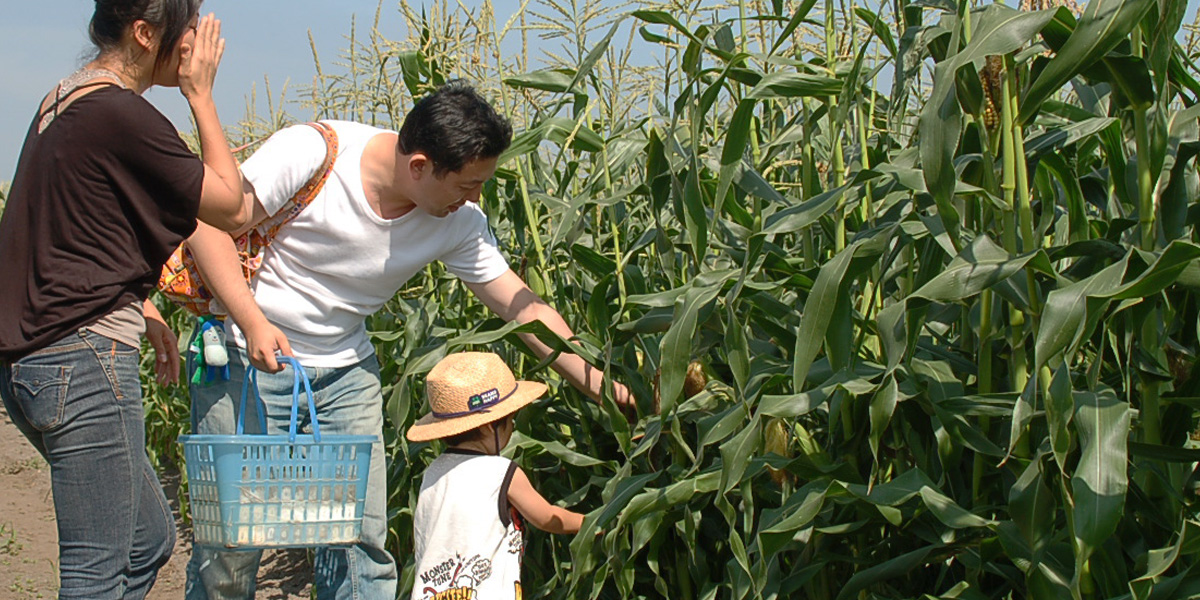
[
  {"left": 507, "top": 466, "right": 583, "bottom": 535},
  {"left": 178, "top": 14, "right": 253, "bottom": 232},
  {"left": 142, "top": 299, "right": 179, "bottom": 386}
]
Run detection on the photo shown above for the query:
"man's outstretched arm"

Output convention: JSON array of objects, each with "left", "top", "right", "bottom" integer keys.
[{"left": 465, "top": 269, "right": 633, "bottom": 409}]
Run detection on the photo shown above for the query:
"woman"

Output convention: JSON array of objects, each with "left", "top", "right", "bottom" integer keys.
[{"left": 0, "top": 0, "right": 252, "bottom": 597}]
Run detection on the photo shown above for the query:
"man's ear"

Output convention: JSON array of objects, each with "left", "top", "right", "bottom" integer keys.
[{"left": 408, "top": 153, "right": 430, "bottom": 180}]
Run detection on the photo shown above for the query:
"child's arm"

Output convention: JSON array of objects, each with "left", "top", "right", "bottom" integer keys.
[{"left": 507, "top": 466, "right": 583, "bottom": 535}]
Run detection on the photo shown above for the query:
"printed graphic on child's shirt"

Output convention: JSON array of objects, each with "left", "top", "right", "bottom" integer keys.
[
  {"left": 417, "top": 554, "right": 493, "bottom": 600},
  {"left": 427, "top": 588, "right": 474, "bottom": 600},
  {"left": 507, "top": 507, "right": 525, "bottom": 556}
]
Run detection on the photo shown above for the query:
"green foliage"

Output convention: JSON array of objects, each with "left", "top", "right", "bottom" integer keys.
[
  {"left": 139, "top": 295, "right": 196, "bottom": 516},
  {"left": 140, "top": 0, "right": 1200, "bottom": 598}
]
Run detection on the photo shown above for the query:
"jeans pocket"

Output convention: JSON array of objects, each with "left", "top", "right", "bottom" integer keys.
[
  {"left": 10, "top": 363, "right": 73, "bottom": 430},
  {"left": 81, "top": 331, "right": 140, "bottom": 401}
]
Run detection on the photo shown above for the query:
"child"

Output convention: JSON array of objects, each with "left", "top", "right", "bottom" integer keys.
[{"left": 407, "top": 351, "right": 584, "bottom": 600}]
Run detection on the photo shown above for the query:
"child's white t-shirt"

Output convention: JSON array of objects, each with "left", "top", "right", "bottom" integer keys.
[
  {"left": 235, "top": 121, "right": 510, "bottom": 367},
  {"left": 412, "top": 450, "right": 525, "bottom": 600}
]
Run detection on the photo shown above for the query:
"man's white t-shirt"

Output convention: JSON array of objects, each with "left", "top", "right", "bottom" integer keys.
[{"left": 235, "top": 120, "right": 510, "bottom": 367}]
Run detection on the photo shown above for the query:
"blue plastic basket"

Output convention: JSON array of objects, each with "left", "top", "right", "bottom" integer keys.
[{"left": 179, "top": 357, "right": 377, "bottom": 549}]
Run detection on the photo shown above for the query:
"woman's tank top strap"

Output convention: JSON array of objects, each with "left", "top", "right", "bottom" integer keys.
[{"left": 37, "top": 68, "right": 129, "bottom": 133}]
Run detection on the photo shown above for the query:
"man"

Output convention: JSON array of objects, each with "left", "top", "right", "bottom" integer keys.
[{"left": 183, "top": 81, "right": 631, "bottom": 600}]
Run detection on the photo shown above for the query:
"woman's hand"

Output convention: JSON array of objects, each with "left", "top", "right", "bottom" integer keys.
[
  {"left": 178, "top": 13, "right": 225, "bottom": 102},
  {"left": 143, "top": 299, "right": 180, "bottom": 386}
]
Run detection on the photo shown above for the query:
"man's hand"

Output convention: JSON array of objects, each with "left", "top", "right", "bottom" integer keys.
[
  {"left": 142, "top": 300, "right": 180, "bottom": 386},
  {"left": 467, "top": 270, "right": 637, "bottom": 410},
  {"left": 242, "top": 320, "right": 293, "bottom": 372}
]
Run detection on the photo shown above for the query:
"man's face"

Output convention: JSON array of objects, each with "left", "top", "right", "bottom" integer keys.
[{"left": 416, "top": 156, "right": 499, "bottom": 217}]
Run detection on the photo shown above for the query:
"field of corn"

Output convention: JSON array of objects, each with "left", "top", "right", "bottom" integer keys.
[{"left": 123, "top": 0, "right": 1200, "bottom": 598}]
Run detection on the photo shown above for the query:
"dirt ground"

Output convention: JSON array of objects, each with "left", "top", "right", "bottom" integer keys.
[{"left": 0, "top": 403, "right": 312, "bottom": 599}]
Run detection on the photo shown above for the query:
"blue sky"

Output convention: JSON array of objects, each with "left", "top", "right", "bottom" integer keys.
[
  {"left": 0, "top": 0, "right": 421, "bottom": 177},
  {"left": 2, "top": 0, "right": 1199, "bottom": 179}
]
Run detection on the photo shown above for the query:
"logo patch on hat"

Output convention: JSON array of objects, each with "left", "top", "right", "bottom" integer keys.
[{"left": 468, "top": 388, "right": 500, "bottom": 410}]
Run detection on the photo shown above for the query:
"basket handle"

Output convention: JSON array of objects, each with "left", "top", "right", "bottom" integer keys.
[{"left": 236, "top": 356, "right": 322, "bottom": 443}]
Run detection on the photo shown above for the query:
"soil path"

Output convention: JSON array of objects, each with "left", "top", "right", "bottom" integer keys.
[{"left": 0, "top": 403, "right": 312, "bottom": 599}]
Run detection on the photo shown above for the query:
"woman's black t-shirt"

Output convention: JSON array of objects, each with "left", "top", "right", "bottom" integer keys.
[{"left": 0, "top": 85, "right": 204, "bottom": 360}]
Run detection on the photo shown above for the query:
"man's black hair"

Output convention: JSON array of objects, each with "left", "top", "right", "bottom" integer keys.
[{"left": 398, "top": 80, "right": 513, "bottom": 176}]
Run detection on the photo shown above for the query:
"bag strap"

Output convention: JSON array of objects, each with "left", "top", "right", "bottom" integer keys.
[{"left": 248, "top": 121, "right": 339, "bottom": 239}]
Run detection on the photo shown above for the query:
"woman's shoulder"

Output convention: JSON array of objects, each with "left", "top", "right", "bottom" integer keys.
[
  {"left": 90, "top": 87, "right": 171, "bottom": 123},
  {"left": 62, "top": 87, "right": 179, "bottom": 143},
  {"left": 68, "top": 85, "right": 147, "bottom": 113}
]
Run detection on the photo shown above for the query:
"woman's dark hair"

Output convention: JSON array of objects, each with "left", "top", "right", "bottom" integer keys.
[
  {"left": 90, "top": 0, "right": 202, "bottom": 73},
  {"left": 398, "top": 81, "right": 513, "bottom": 176}
]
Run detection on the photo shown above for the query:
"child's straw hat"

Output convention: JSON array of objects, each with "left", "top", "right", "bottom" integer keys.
[{"left": 406, "top": 352, "right": 547, "bottom": 442}]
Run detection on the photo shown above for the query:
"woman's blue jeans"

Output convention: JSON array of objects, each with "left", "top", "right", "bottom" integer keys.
[
  {"left": 0, "top": 329, "right": 176, "bottom": 599},
  {"left": 184, "top": 336, "right": 396, "bottom": 600}
]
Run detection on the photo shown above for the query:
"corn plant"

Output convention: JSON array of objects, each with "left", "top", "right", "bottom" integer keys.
[{"left": 138, "top": 0, "right": 1200, "bottom": 598}]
